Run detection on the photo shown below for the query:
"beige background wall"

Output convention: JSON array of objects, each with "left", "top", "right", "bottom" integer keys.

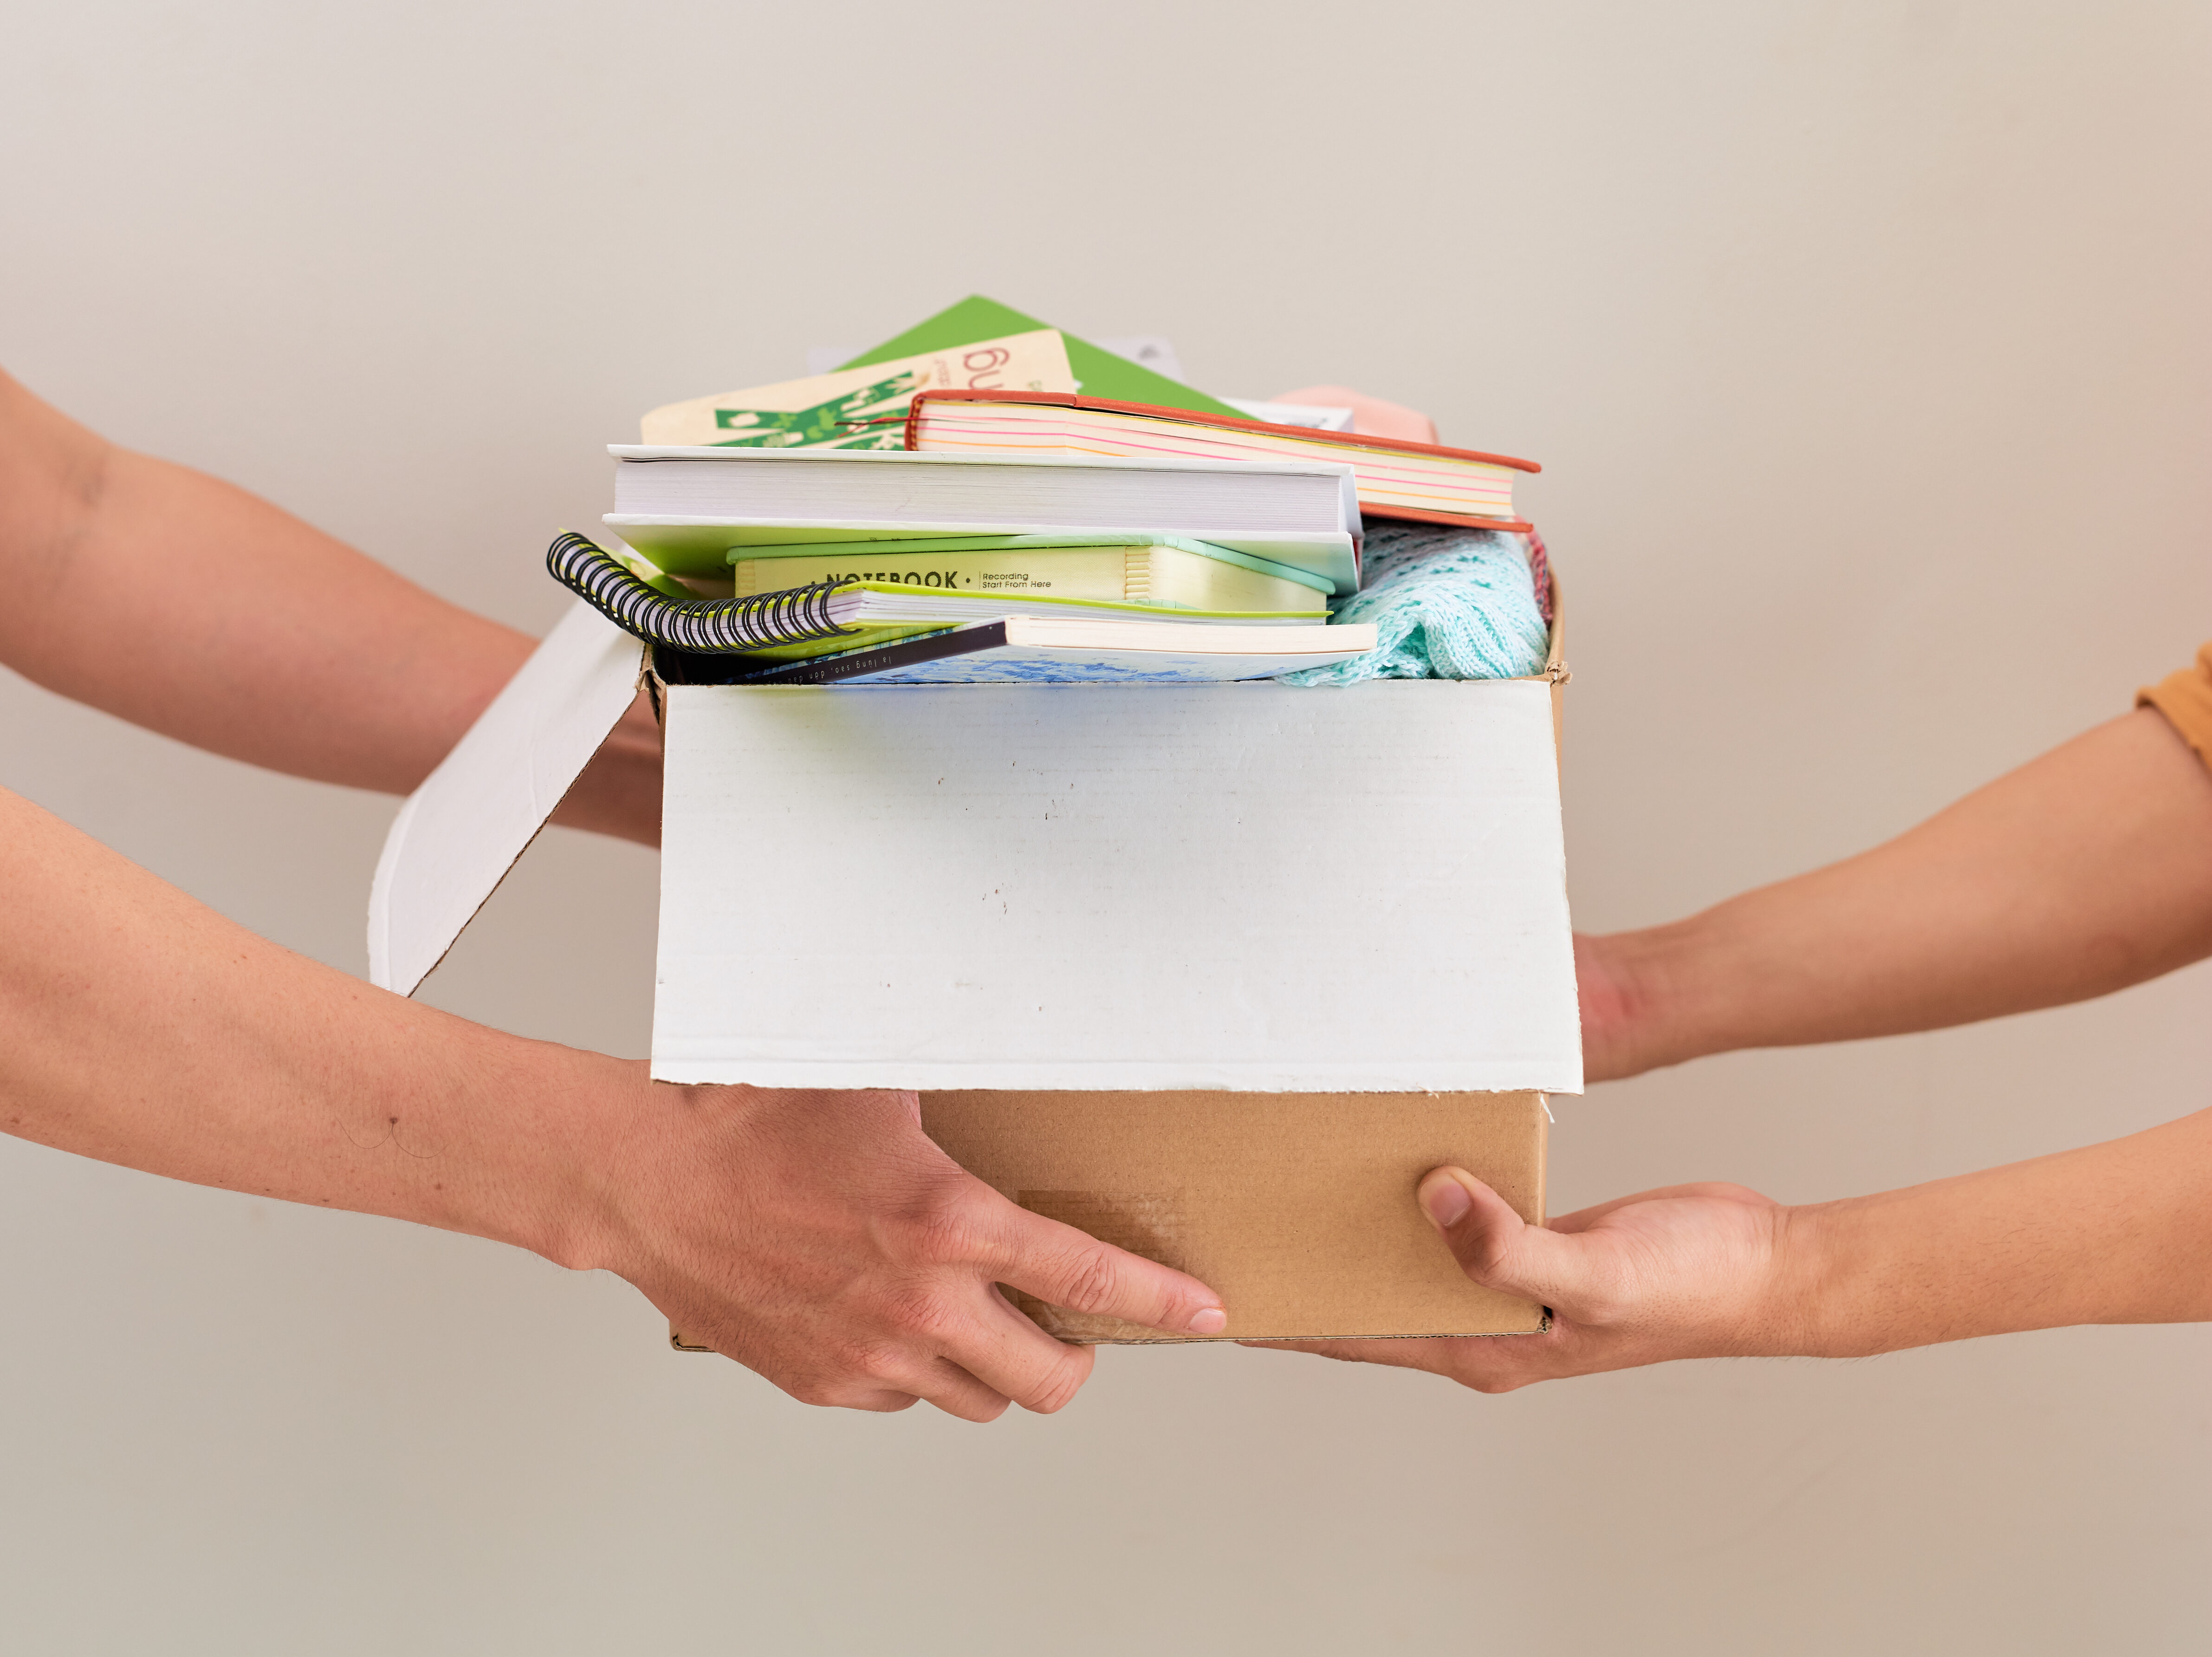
[{"left": 4, "top": 3, "right": 2209, "bottom": 1650}]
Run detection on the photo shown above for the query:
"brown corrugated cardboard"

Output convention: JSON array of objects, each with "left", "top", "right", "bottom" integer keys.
[{"left": 923, "top": 1090, "right": 1549, "bottom": 1341}]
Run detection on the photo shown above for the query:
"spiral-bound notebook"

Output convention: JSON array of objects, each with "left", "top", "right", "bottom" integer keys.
[{"left": 654, "top": 615, "right": 1375, "bottom": 686}]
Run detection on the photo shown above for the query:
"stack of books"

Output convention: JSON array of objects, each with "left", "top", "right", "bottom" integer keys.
[{"left": 567, "top": 295, "right": 1540, "bottom": 685}]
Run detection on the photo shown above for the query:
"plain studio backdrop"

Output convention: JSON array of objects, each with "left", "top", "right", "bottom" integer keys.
[{"left": 4, "top": 3, "right": 2209, "bottom": 1651}]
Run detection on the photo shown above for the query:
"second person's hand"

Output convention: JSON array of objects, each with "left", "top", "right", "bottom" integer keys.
[
  {"left": 580, "top": 1081, "right": 1230, "bottom": 1419},
  {"left": 1244, "top": 1097, "right": 2212, "bottom": 1390},
  {"left": 1241, "top": 1169, "right": 1792, "bottom": 1391}
]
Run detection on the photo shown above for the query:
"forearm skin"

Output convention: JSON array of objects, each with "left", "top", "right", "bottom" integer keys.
[
  {"left": 1776, "top": 1106, "right": 2212, "bottom": 1358},
  {"left": 0, "top": 368, "right": 659, "bottom": 845},
  {"left": 1589, "top": 708, "right": 2212, "bottom": 1079},
  {"left": 0, "top": 784, "right": 624, "bottom": 1267}
]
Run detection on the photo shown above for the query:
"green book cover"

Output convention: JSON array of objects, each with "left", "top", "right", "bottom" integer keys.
[{"left": 837, "top": 295, "right": 1248, "bottom": 422}]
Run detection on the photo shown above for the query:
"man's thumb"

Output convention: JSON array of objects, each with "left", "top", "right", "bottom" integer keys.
[{"left": 1416, "top": 1167, "right": 1593, "bottom": 1311}]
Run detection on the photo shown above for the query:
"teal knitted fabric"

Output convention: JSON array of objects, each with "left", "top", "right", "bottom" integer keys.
[{"left": 1278, "top": 524, "right": 1550, "bottom": 685}]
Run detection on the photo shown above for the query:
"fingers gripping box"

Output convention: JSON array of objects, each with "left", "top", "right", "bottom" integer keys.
[{"left": 369, "top": 602, "right": 1579, "bottom": 1342}]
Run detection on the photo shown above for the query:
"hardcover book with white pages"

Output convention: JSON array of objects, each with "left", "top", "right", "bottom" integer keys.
[{"left": 604, "top": 445, "right": 1363, "bottom": 594}]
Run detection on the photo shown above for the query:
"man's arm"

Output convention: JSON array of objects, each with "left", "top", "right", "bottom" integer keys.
[
  {"left": 1249, "top": 1103, "right": 2212, "bottom": 1391},
  {"left": 0, "top": 369, "right": 659, "bottom": 843},
  {"left": 1579, "top": 706, "right": 2212, "bottom": 1080},
  {"left": 0, "top": 784, "right": 1228, "bottom": 1415}
]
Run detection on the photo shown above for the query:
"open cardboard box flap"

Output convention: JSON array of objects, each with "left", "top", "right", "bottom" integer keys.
[{"left": 369, "top": 600, "right": 641, "bottom": 998}]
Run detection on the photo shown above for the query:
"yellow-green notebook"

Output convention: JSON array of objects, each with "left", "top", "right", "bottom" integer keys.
[{"left": 730, "top": 534, "right": 1330, "bottom": 617}]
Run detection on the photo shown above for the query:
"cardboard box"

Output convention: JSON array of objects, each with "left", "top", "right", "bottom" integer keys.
[
  {"left": 369, "top": 601, "right": 1579, "bottom": 1342},
  {"left": 924, "top": 1090, "right": 1550, "bottom": 1342}
]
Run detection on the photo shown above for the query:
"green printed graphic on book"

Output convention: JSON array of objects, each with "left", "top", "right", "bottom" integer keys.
[
  {"left": 729, "top": 535, "right": 1330, "bottom": 616},
  {"left": 838, "top": 295, "right": 1248, "bottom": 422},
  {"left": 640, "top": 330, "right": 1077, "bottom": 451}
]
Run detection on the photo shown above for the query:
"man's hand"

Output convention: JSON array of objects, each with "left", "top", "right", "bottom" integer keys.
[
  {"left": 585, "top": 1084, "right": 1228, "bottom": 1420},
  {"left": 1252, "top": 1099, "right": 2212, "bottom": 1390},
  {"left": 1245, "top": 1170, "right": 1792, "bottom": 1391}
]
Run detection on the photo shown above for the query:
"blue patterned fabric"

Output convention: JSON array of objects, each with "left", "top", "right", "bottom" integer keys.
[{"left": 1277, "top": 524, "right": 1550, "bottom": 685}]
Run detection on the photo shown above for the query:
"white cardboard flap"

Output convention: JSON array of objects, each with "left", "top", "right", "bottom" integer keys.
[
  {"left": 652, "top": 680, "right": 1583, "bottom": 1093},
  {"left": 367, "top": 599, "right": 642, "bottom": 996}
]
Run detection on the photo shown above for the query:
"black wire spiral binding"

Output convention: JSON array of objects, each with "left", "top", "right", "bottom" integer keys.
[{"left": 545, "top": 532, "right": 861, "bottom": 654}]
